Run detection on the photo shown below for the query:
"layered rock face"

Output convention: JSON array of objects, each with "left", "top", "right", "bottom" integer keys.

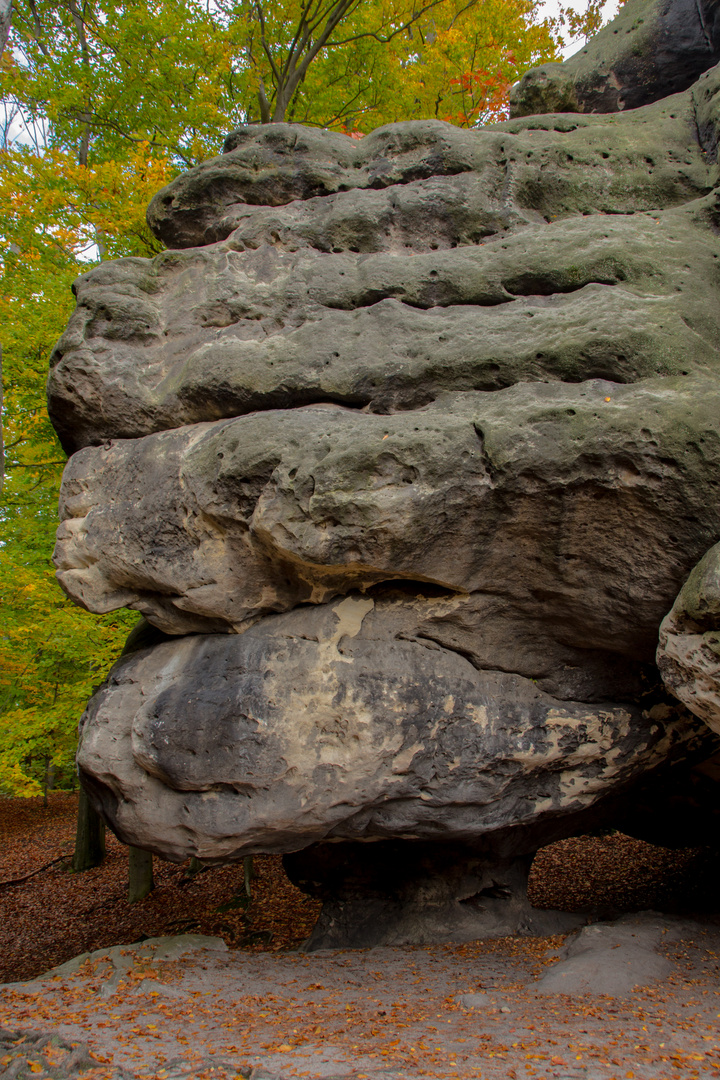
[{"left": 50, "top": 0, "right": 720, "bottom": 944}]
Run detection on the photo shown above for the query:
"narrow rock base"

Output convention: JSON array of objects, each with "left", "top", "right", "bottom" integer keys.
[{"left": 284, "top": 842, "right": 583, "bottom": 949}]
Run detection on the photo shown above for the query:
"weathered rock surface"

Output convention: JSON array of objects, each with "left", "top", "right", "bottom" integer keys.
[
  {"left": 535, "top": 913, "right": 687, "bottom": 996},
  {"left": 658, "top": 542, "right": 720, "bottom": 734},
  {"left": 48, "top": 71, "right": 720, "bottom": 452},
  {"left": 55, "top": 379, "right": 720, "bottom": 705},
  {"left": 47, "top": 0, "right": 720, "bottom": 942},
  {"left": 78, "top": 595, "right": 702, "bottom": 864},
  {"left": 510, "top": 0, "right": 720, "bottom": 118}
]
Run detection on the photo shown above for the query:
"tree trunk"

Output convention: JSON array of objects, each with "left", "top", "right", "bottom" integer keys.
[
  {"left": 73, "top": 785, "right": 106, "bottom": 871},
  {"left": 243, "top": 855, "right": 254, "bottom": 897},
  {"left": 128, "top": 846, "right": 154, "bottom": 903},
  {"left": 0, "top": 0, "right": 11, "bottom": 57}
]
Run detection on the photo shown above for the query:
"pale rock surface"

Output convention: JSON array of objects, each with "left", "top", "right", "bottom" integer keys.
[
  {"left": 535, "top": 913, "right": 686, "bottom": 996},
  {"left": 658, "top": 542, "right": 720, "bottom": 734},
  {"left": 77, "top": 594, "right": 701, "bottom": 865}
]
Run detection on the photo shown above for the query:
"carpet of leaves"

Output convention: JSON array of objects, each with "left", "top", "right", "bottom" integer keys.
[
  {"left": 0, "top": 794, "right": 322, "bottom": 984},
  {"left": 1, "top": 795, "right": 718, "bottom": 985},
  {"left": 1, "top": 795, "right": 720, "bottom": 1080}
]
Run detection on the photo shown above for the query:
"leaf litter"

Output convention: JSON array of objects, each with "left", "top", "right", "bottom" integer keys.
[{"left": 0, "top": 793, "right": 718, "bottom": 1080}]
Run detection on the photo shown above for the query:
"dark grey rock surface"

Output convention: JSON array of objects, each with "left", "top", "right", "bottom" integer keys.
[{"left": 510, "top": 0, "right": 720, "bottom": 118}]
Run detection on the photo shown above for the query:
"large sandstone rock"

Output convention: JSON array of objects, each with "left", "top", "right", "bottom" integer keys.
[
  {"left": 49, "top": 0, "right": 720, "bottom": 943},
  {"left": 48, "top": 73, "right": 720, "bottom": 452},
  {"left": 510, "top": 0, "right": 720, "bottom": 118},
  {"left": 55, "top": 380, "right": 720, "bottom": 704},
  {"left": 78, "top": 595, "right": 699, "bottom": 860}
]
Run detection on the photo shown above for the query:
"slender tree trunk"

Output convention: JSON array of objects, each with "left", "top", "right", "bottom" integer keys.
[
  {"left": 43, "top": 755, "right": 51, "bottom": 808},
  {"left": 257, "top": 85, "right": 271, "bottom": 124},
  {"left": 128, "top": 846, "right": 154, "bottom": 903},
  {"left": 243, "top": 855, "right": 254, "bottom": 897},
  {"left": 67, "top": 0, "right": 92, "bottom": 166},
  {"left": 73, "top": 784, "right": 106, "bottom": 871},
  {"left": 0, "top": 0, "right": 11, "bottom": 57}
]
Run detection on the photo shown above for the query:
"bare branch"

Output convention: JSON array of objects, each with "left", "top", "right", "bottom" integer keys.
[
  {"left": 26, "top": 0, "right": 50, "bottom": 57},
  {"left": 328, "top": 0, "right": 469, "bottom": 47}
]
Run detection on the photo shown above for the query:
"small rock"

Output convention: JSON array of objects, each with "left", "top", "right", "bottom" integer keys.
[
  {"left": 535, "top": 913, "right": 685, "bottom": 996},
  {"left": 456, "top": 992, "right": 491, "bottom": 1008}
]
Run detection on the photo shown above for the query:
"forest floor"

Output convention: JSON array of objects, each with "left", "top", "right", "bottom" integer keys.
[{"left": 0, "top": 793, "right": 719, "bottom": 1080}]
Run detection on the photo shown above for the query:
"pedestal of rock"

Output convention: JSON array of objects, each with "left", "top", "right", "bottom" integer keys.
[{"left": 284, "top": 844, "right": 583, "bottom": 949}]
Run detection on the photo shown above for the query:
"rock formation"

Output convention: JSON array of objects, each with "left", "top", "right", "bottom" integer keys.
[
  {"left": 49, "top": 0, "right": 720, "bottom": 945},
  {"left": 510, "top": 0, "right": 720, "bottom": 117}
]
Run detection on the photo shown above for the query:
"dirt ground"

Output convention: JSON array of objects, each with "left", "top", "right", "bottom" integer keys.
[
  {"left": 1, "top": 794, "right": 717, "bottom": 985},
  {"left": 1, "top": 794, "right": 719, "bottom": 1080},
  {"left": 2, "top": 919, "right": 720, "bottom": 1080}
]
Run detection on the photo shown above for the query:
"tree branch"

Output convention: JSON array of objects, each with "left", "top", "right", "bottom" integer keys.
[{"left": 0, "top": 855, "right": 72, "bottom": 889}]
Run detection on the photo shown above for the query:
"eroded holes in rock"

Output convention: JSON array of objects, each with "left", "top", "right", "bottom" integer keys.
[{"left": 364, "top": 578, "right": 458, "bottom": 600}]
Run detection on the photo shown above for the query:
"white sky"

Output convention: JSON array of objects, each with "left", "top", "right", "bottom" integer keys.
[{"left": 539, "top": 0, "right": 621, "bottom": 58}]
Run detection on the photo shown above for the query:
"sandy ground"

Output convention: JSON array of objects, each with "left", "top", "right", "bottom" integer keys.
[
  {"left": 1, "top": 795, "right": 719, "bottom": 1079},
  {"left": 2, "top": 918, "right": 719, "bottom": 1080}
]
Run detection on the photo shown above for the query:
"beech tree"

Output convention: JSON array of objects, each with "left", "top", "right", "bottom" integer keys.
[{"left": 237, "top": 0, "right": 500, "bottom": 125}]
